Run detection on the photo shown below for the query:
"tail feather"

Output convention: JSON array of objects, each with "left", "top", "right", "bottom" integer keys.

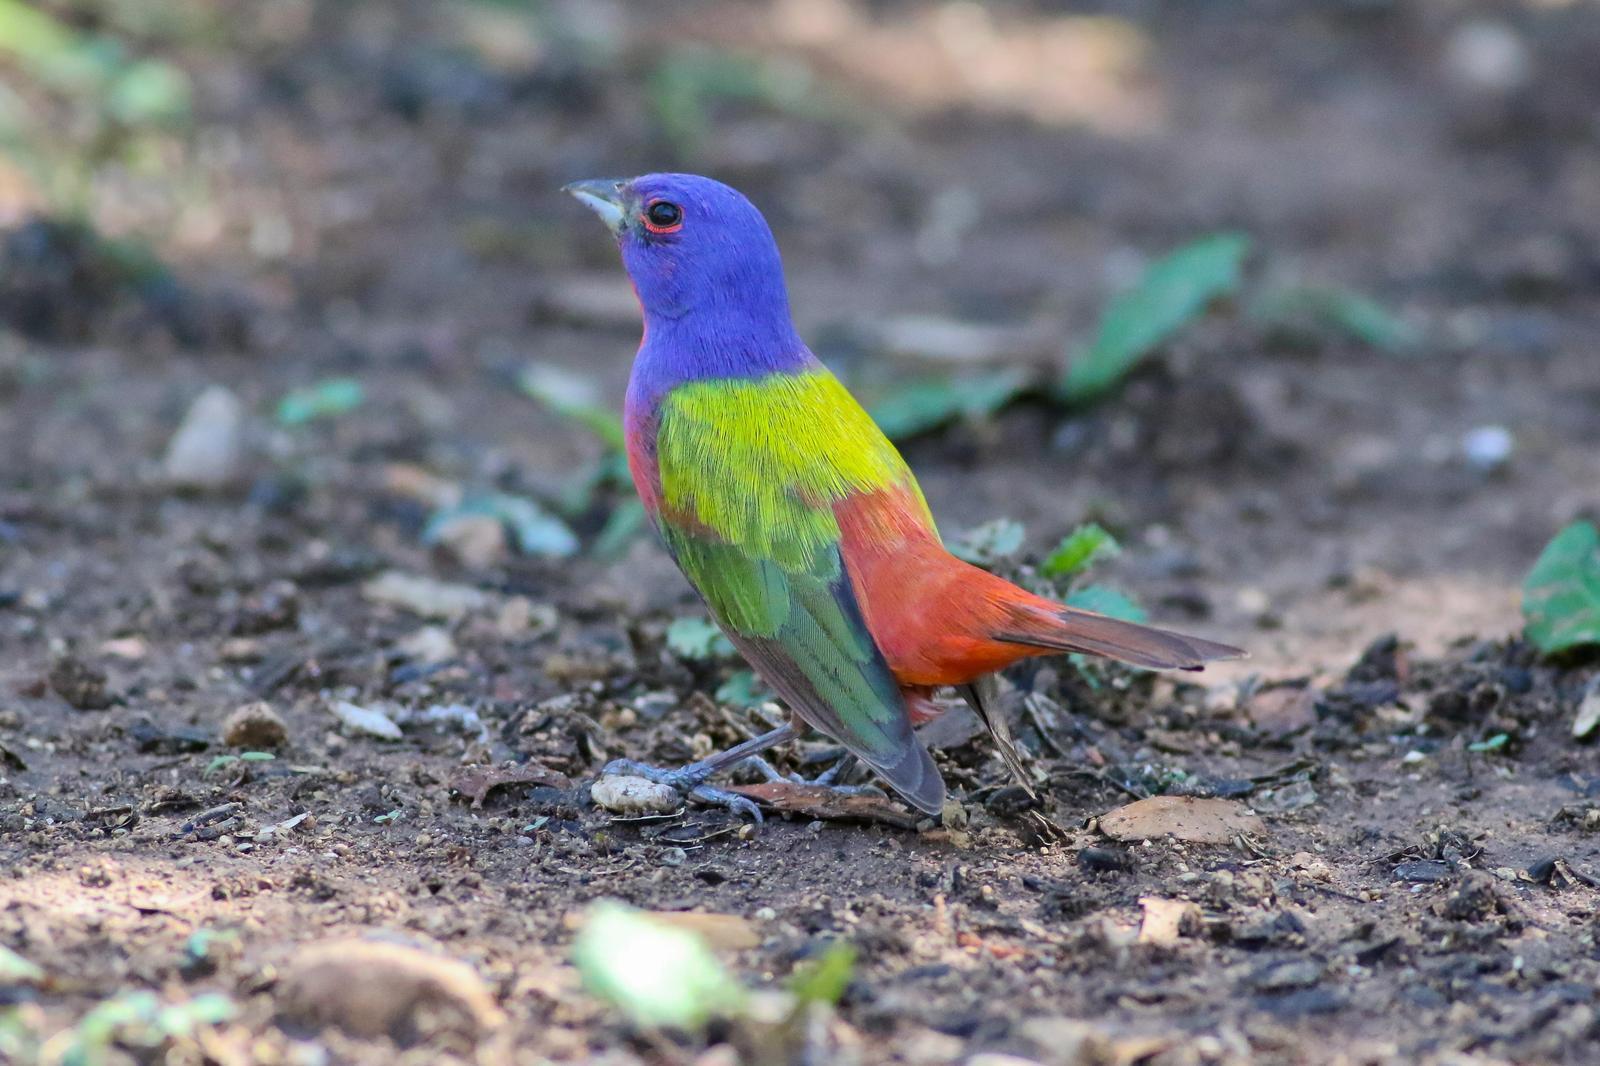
[
  {"left": 995, "top": 603, "right": 1246, "bottom": 672},
  {"left": 957, "top": 677, "right": 1036, "bottom": 796}
]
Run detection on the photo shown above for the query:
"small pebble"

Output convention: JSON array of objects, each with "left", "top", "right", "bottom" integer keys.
[
  {"left": 163, "top": 385, "right": 244, "bottom": 489},
  {"left": 222, "top": 701, "right": 289, "bottom": 749},
  {"left": 590, "top": 775, "right": 682, "bottom": 816},
  {"left": 1461, "top": 425, "right": 1513, "bottom": 471}
]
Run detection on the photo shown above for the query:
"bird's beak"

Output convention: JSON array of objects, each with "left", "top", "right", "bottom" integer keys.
[{"left": 563, "top": 178, "right": 628, "bottom": 234}]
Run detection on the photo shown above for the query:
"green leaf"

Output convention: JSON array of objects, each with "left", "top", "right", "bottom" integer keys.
[
  {"left": 1061, "top": 233, "right": 1250, "bottom": 404},
  {"left": 1251, "top": 285, "right": 1419, "bottom": 354},
  {"left": 423, "top": 492, "right": 580, "bottom": 559},
  {"left": 789, "top": 941, "right": 857, "bottom": 1006},
  {"left": 275, "top": 377, "right": 364, "bottom": 425},
  {"left": 154, "top": 993, "right": 236, "bottom": 1038},
  {"left": 1523, "top": 520, "right": 1600, "bottom": 654},
  {"left": 202, "top": 751, "right": 272, "bottom": 775},
  {"left": 573, "top": 901, "right": 746, "bottom": 1030},
  {"left": 1063, "top": 584, "right": 1147, "bottom": 624},
  {"left": 107, "top": 60, "right": 191, "bottom": 125},
  {"left": 518, "top": 363, "right": 626, "bottom": 451},
  {"left": 593, "top": 498, "right": 648, "bottom": 559},
  {"left": 715, "top": 669, "right": 770, "bottom": 709},
  {"left": 949, "top": 518, "right": 1026, "bottom": 567},
  {"left": 0, "top": 944, "right": 43, "bottom": 983},
  {"left": 1467, "top": 732, "right": 1510, "bottom": 754},
  {"left": 647, "top": 45, "right": 823, "bottom": 153},
  {"left": 867, "top": 369, "right": 1030, "bottom": 441},
  {"left": 666, "top": 616, "right": 735, "bottom": 661},
  {"left": 1041, "top": 522, "right": 1121, "bottom": 579}
]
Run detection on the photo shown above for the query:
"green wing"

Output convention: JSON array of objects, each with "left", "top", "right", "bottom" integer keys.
[{"left": 652, "top": 372, "right": 944, "bottom": 814}]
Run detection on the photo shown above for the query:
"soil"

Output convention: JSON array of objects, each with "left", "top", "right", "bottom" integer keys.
[{"left": 3, "top": 2, "right": 1600, "bottom": 1064}]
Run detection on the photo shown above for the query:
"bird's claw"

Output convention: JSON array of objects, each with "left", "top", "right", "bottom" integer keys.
[
  {"left": 600, "top": 758, "right": 764, "bottom": 822},
  {"left": 688, "top": 783, "right": 764, "bottom": 823}
]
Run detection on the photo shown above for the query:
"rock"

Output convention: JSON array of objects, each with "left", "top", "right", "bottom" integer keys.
[
  {"left": 1461, "top": 425, "right": 1513, "bottom": 471},
  {"left": 48, "top": 654, "right": 112, "bottom": 710},
  {"left": 328, "top": 699, "right": 403, "bottom": 740},
  {"left": 1247, "top": 685, "right": 1318, "bottom": 738},
  {"left": 590, "top": 775, "right": 683, "bottom": 816},
  {"left": 1573, "top": 676, "right": 1600, "bottom": 741},
  {"left": 163, "top": 385, "right": 245, "bottom": 488},
  {"left": 234, "top": 579, "right": 301, "bottom": 634},
  {"left": 1015, "top": 1017, "right": 1124, "bottom": 1066},
  {"left": 1098, "top": 796, "right": 1265, "bottom": 845},
  {"left": 222, "top": 701, "right": 288, "bottom": 749},
  {"left": 1444, "top": 20, "right": 1532, "bottom": 96},
  {"left": 278, "top": 938, "right": 504, "bottom": 1043},
  {"left": 1137, "top": 896, "right": 1201, "bottom": 945},
  {"left": 495, "top": 595, "right": 556, "bottom": 637},
  {"left": 98, "top": 636, "right": 148, "bottom": 661},
  {"left": 428, "top": 513, "right": 508, "bottom": 568},
  {"left": 363, "top": 570, "right": 489, "bottom": 621},
  {"left": 396, "top": 625, "right": 457, "bottom": 665}
]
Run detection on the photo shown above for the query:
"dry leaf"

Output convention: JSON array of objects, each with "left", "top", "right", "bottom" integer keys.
[
  {"left": 728, "top": 781, "right": 923, "bottom": 830},
  {"left": 645, "top": 912, "right": 760, "bottom": 950},
  {"left": 1098, "top": 796, "right": 1265, "bottom": 844},
  {"left": 450, "top": 764, "right": 569, "bottom": 809},
  {"left": 279, "top": 938, "right": 505, "bottom": 1041}
]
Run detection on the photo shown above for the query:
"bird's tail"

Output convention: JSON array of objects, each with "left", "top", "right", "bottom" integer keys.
[{"left": 993, "top": 601, "right": 1246, "bottom": 672}]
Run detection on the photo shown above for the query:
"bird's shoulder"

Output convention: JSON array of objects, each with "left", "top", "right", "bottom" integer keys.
[{"left": 649, "top": 368, "right": 918, "bottom": 561}]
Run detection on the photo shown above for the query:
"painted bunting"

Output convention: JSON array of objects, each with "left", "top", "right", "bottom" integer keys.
[{"left": 566, "top": 173, "right": 1243, "bottom": 819}]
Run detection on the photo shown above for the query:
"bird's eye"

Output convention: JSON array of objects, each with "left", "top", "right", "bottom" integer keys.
[{"left": 643, "top": 200, "right": 683, "bottom": 233}]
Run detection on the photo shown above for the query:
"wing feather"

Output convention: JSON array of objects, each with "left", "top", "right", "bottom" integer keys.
[{"left": 650, "top": 371, "right": 944, "bottom": 814}]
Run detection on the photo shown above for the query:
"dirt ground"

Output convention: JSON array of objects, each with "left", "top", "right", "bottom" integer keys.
[{"left": 4, "top": 1, "right": 1600, "bottom": 1064}]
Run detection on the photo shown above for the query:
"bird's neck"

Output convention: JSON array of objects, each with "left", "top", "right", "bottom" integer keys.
[{"left": 627, "top": 303, "right": 814, "bottom": 414}]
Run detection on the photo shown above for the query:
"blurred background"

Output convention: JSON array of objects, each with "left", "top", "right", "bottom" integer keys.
[
  {"left": 3, "top": 0, "right": 1597, "bottom": 676},
  {"left": 3, "top": 1, "right": 1600, "bottom": 1061}
]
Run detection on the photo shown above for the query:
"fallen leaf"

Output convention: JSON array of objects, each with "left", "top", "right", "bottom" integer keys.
[
  {"left": 949, "top": 517, "right": 1026, "bottom": 567},
  {"left": 1041, "top": 522, "right": 1121, "bottom": 579},
  {"left": 1061, "top": 233, "right": 1249, "bottom": 404},
  {"left": 573, "top": 901, "right": 745, "bottom": 1030},
  {"left": 1098, "top": 796, "right": 1265, "bottom": 845},
  {"left": 727, "top": 781, "right": 923, "bottom": 830},
  {"left": 450, "top": 764, "right": 570, "bottom": 809},
  {"left": 278, "top": 938, "right": 504, "bottom": 1041},
  {"left": 1522, "top": 520, "right": 1600, "bottom": 654},
  {"left": 276, "top": 377, "right": 364, "bottom": 425},
  {"left": 665, "top": 616, "right": 735, "bottom": 661},
  {"left": 645, "top": 912, "right": 760, "bottom": 950},
  {"left": 1063, "top": 584, "right": 1147, "bottom": 623}
]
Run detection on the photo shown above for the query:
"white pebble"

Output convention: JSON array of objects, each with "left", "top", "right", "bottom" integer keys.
[
  {"left": 591, "top": 775, "right": 682, "bottom": 815},
  {"left": 1461, "top": 425, "right": 1514, "bottom": 470}
]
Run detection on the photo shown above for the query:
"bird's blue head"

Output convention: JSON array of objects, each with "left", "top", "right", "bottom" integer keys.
[{"left": 564, "top": 173, "right": 808, "bottom": 386}]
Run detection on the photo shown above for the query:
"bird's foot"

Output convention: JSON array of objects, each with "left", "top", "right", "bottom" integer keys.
[
  {"left": 740, "top": 755, "right": 886, "bottom": 799},
  {"left": 600, "top": 758, "right": 764, "bottom": 822}
]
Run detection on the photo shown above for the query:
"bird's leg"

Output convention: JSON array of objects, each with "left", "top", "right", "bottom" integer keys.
[{"left": 602, "top": 721, "right": 803, "bottom": 821}]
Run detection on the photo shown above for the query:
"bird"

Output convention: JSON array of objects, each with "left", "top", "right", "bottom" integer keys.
[{"left": 565, "top": 173, "right": 1244, "bottom": 820}]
